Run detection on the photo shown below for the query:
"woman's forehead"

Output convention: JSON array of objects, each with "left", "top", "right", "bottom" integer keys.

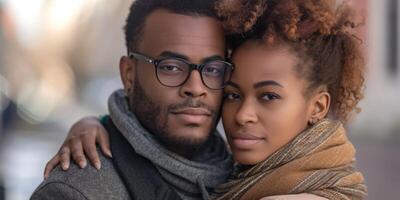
[{"left": 232, "top": 41, "right": 298, "bottom": 74}]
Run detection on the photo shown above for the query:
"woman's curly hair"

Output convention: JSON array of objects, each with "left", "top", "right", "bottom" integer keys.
[{"left": 216, "top": 0, "right": 365, "bottom": 123}]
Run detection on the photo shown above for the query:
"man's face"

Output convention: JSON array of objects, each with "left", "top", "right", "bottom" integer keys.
[{"left": 120, "top": 9, "right": 226, "bottom": 151}]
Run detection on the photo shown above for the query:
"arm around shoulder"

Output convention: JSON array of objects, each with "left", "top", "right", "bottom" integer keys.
[{"left": 260, "top": 193, "right": 328, "bottom": 200}]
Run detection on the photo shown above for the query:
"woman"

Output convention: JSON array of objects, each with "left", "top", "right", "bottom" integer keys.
[{"left": 45, "top": 0, "right": 367, "bottom": 199}]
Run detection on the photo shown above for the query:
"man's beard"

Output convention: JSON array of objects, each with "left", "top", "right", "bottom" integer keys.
[{"left": 128, "top": 78, "right": 219, "bottom": 153}]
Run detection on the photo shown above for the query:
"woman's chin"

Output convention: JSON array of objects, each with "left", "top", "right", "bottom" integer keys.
[{"left": 233, "top": 150, "right": 270, "bottom": 165}]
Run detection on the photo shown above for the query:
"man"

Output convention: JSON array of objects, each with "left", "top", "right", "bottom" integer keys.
[{"left": 31, "top": 0, "right": 234, "bottom": 199}]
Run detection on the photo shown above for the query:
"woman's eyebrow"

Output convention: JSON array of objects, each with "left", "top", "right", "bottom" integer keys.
[
  {"left": 226, "top": 81, "right": 240, "bottom": 89},
  {"left": 254, "top": 80, "right": 283, "bottom": 88}
]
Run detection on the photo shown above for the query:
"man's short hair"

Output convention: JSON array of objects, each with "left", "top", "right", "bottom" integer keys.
[{"left": 124, "top": 0, "right": 218, "bottom": 53}]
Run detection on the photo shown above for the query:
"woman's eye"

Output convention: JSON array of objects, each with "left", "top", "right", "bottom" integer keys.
[
  {"left": 261, "top": 93, "right": 280, "bottom": 101},
  {"left": 224, "top": 92, "right": 241, "bottom": 100}
]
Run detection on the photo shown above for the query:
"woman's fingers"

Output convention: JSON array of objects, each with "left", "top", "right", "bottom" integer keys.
[
  {"left": 97, "top": 125, "right": 112, "bottom": 158},
  {"left": 44, "top": 155, "right": 60, "bottom": 179},
  {"left": 69, "top": 139, "right": 87, "bottom": 169},
  {"left": 82, "top": 132, "right": 101, "bottom": 170},
  {"left": 43, "top": 116, "right": 110, "bottom": 179},
  {"left": 59, "top": 147, "right": 71, "bottom": 170}
]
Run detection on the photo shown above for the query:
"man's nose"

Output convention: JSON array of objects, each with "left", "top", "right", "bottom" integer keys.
[{"left": 179, "top": 70, "right": 207, "bottom": 98}]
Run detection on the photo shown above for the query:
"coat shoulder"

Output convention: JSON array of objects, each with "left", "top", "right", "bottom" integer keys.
[{"left": 31, "top": 149, "right": 130, "bottom": 200}]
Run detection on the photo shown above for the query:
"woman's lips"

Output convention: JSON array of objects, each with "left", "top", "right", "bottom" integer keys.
[
  {"left": 230, "top": 133, "right": 264, "bottom": 149},
  {"left": 171, "top": 108, "right": 211, "bottom": 124}
]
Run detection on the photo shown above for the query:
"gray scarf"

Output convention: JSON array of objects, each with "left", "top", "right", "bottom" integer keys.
[{"left": 108, "top": 90, "right": 233, "bottom": 200}]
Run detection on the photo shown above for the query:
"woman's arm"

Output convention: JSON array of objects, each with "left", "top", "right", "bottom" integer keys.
[
  {"left": 260, "top": 194, "right": 328, "bottom": 200},
  {"left": 43, "top": 116, "right": 111, "bottom": 179}
]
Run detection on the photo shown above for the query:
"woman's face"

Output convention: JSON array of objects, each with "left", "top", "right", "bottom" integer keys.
[{"left": 222, "top": 40, "right": 313, "bottom": 165}]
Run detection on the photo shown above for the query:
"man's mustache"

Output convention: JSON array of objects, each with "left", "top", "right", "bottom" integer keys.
[{"left": 168, "top": 99, "right": 215, "bottom": 115}]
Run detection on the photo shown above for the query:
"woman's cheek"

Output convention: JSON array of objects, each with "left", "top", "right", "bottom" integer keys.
[
  {"left": 222, "top": 102, "right": 232, "bottom": 116},
  {"left": 222, "top": 102, "right": 239, "bottom": 132}
]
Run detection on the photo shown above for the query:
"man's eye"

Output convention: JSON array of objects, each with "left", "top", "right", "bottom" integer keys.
[
  {"left": 159, "top": 65, "right": 182, "bottom": 71},
  {"left": 205, "top": 66, "right": 221, "bottom": 73},
  {"left": 203, "top": 65, "right": 223, "bottom": 77}
]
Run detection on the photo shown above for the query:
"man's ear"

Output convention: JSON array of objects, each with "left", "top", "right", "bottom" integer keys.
[
  {"left": 307, "top": 87, "right": 331, "bottom": 125},
  {"left": 120, "top": 56, "right": 136, "bottom": 95}
]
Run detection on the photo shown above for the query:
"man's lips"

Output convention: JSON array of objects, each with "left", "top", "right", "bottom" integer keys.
[
  {"left": 229, "top": 132, "right": 264, "bottom": 149},
  {"left": 171, "top": 108, "right": 211, "bottom": 124},
  {"left": 171, "top": 108, "right": 211, "bottom": 116}
]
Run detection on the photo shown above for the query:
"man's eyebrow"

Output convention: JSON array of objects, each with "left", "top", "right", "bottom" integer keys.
[
  {"left": 254, "top": 80, "right": 283, "bottom": 88},
  {"left": 159, "top": 51, "right": 188, "bottom": 60},
  {"left": 159, "top": 51, "right": 224, "bottom": 63},
  {"left": 202, "top": 55, "right": 224, "bottom": 63}
]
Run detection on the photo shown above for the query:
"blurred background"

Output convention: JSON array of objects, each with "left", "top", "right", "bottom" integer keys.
[{"left": 0, "top": 0, "right": 399, "bottom": 199}]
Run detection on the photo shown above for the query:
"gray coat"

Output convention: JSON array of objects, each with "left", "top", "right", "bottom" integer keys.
[
  {"left": 30, "top": 151, "right": 131, "bottom": 200},
  {"left": 31, "top": 116, "right": 184, "bottom": 200}
]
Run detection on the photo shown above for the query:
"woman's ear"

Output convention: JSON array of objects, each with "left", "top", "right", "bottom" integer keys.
[
  {"left": 119, "top": 56, "right": 136, "bottom": 95},
  {"left": 308, "top": 88, "right": 331, "bottom": 125}
]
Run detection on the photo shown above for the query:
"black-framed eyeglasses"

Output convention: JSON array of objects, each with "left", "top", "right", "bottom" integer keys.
[{"left": 128, "top": 52, "right": 234, "bottom": 90}]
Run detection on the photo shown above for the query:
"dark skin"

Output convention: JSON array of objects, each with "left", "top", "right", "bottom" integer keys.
[
  {"left": 43, "top": 40, "right": 331, "bottom": 200},
  {"left": 44, "top": 9, "right": 226, "bottom": 175},
  {"left": 122, "top": 9, "right": 224, "bottom": 155},
  {"left": 44, "top": 40, "right": 330, "bottom": 174},
  {"left": 222, "top": 40, "right": 330, "bottom": 165}
]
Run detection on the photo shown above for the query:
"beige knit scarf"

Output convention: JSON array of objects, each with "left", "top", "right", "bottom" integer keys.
[{"left": 213, "top": 119, "right": 367, "bottom": 200}]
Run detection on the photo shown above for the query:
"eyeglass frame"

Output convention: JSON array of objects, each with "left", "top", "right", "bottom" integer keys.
[{"left": 128, "top": 52, "right": 235, "bottom": 90}]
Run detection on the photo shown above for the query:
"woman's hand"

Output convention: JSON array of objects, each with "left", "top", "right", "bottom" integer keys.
[{"left": 43, "top": 116, "right": 111, "bottom": 179}]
